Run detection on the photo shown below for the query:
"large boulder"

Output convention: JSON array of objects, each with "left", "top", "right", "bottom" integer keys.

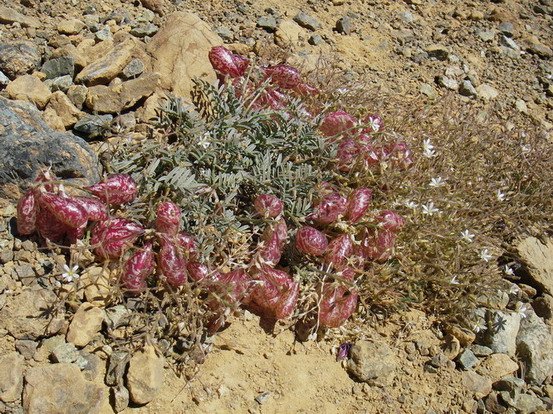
[
  {"left": 0, "top": 97, "right": 99, "bottom": 198},
  {"left": 146, "top": 12, "right": 222, "bottom": 100}
]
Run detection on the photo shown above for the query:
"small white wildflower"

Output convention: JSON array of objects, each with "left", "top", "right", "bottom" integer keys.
[
  {"left": 450, "top": 276, "right": 460, "bottom": 285},
  {"left": 405, "top": 200, "right": 419, "bottom": 209},
  {"left": 496, "top": 190, "right": 507, "bottom": 202},
  {"left": 423, "top": 139, "right": 437, "bottom": 158},
  {"left": 337, "top": 88, "right": 349, "bottom": 95},
  {"left": 509, "top": 284, "right": 520, "bottom": 295},
  {"left": 480, "top": 249, "right": 493, "bottom": 262},
  {"left": 429, "top": 177, "right": 445, "bottom": 187},
  {"left": 460, "top": 230, "right": 475, "bottom": 243},
  {"left": 503, "top": 265, "right": 515, "bottom": 276},
  {"left": 472, "top": 320, "right": 487, "bottom": 333},
  {"left": 521, "top": 145, "right": 531, "bottom": 152},
  {"left": 514, "top": 302, "right": 529, "bottom": 319},
  {"left": 422, "top": 201, "right": 440, "bottom": 216},
  {"left": 197, "top": 133, "right": 211, "bottom": 149},
  {"left": 366, "top": 116, "right": 381, "bottom": 132},
  {"left": 61, "top": 264, "right": 79, "bottom": 283}
]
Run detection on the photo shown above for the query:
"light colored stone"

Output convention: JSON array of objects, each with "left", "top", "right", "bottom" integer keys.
[
  {"left": 67, "top": 84, "right": 88, "bottom": 109},
  {"left": 66, "top": 302, "right": 105, "bottom": 347},
  {"left": 140, "top": 0, "right": 165, "bottom": 14},
  {"left": 6, "top": 75, "right": 51, "bottom": 109},
  {"left": 126, "top": 345, "right": 164, "bottom": 405},
  {"left": 517, "top": 237, "right": 553, "bottom": 296},
  {"left": 446, "top": 324, "right": 476, "bottom": 346},
  {"left": 57, "top": 19, "right": 86, "bottom": 35},
  {"left": 477, "top": 83, "right": 500, "bottom": 101},
  {"left": 476, "top": 353, "right": 519, "bottom": 381},
  {"left": 81, "top": 266, "right": 112, "bottom": 306},
  {"left": 42, "top": 107, "right": 66, "bottom": 131},
  {"left": 347, "top": 341, "right": 398, "bottom": 386},
  {"left": 76, "top": 38, "right": 134, "bottom": 86},
  {"left": 275, "top": 20, "right": 306, "bottom": 48},
  {"left": 482, "top": 310, "right": 521, "bottom": 356},
  {"left": 137, "top": 90, "right": 167, "bottom": 123},
  {"left": 0, "top": 353, "right": 24, "bottom": 402},
  {"left": 517, "top": 308, "right": 553, "bottom": 384},
  {"left": 47, "top": 91, "right": 84, "bottom": 127},
  {"left": 462, "top": 370, "right": 492, "bottom": 398},
  {"left": 0, "top": 6, "right": 41, "bottom": 28},
  {"left": 147, "top": 12, "right": 222, "bottom": 99},
  {"left": 23, "top": 363, "right": 105, "bottom": 414}
]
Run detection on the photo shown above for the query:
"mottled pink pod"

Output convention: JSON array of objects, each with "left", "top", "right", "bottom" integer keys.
[
  {"left": 377, "top": 210, "right": 404, "bottom": 232},
  {"left": 250, "top": 266, "right": 299, "bottom": 319},
  {"left": 157, "top": 235, "right": 188, "bottom": 287},
  {"left": 258, "top": 88, "right": 287, "bottom": 110},
  {"left": 346, "top": 187, "right": 373, "bottom": 223},
  {"left": 187, "top": 261, "right": 210, "bottom": 282},
  {"left": 16, "top": 190, "right": 38, "bottom": 235},
  {"left": 310, "top": 193, "right": 348, "bottom": 224},
  {"left": 176, "top": 233, "right": 198, "bottom": 260},
  {"left": 319, "top": 111, "right": 357, "bottom": 137},
  {"left": 92, "top": 218, "right": 144, "bottom": 259},
  {"left": 36, "top": 208, "right": 67, "bottom": 242},
  {"left": 362, "top": 114, "right": 383, "bottom": 133},
  {"left": 73, "top": 196, "right": 108, "bottom": 222},
  {"left": 336, "top": 138, "right": 360, "bottom": 171},
  {"left": 263, "top": 65, "right": 301, "bottom": 89},
  {"left": 121, "top": 243, "right": 155, "bottom": 294},
  {"left": 294, "top": 83, "right": 319, "bottom": 96},
  {"left": 389, "top": 141, "right": 413, "bottom": 170},
  {"left": 39, "top": 192, "right": 88, "bottom": 229},
  {"left": 155, "top": 201, "right": 182, "bottom": 236},
  {"left": 256, "top": 219, "right": 287, "bottom": 267},
  {"left": 254, "top": 194, "right": 283, "bottom": 218},
  {"left": 66, "top": 224, "right": 86, "bottom": 244},
  {"left": 360, "top": 228, "right": 396, "bottom": 262},
  {"left": 208, "top": 46, "right": 246, "bottom": 78},
  {"left": 325, "top": 234, "right": 353, "bottom": 268},
  {"left": 85, "top": 174, "right": 138, "bottom": 206},
  {"left": 318, "top": 268, "right": 358, "bottom": 328},
  {"left": 295, "top": 226, "right": 328, "bottom": 256},
  {"left": 223, "top": 268, "right": 251, "bottom": 304}
]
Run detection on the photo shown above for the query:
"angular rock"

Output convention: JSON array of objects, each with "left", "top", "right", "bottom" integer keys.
[
  {"left": 129, "top": 22, "right": 159, "bottom": 37},
  {"left": 23, "top": 363, "right": 105, "bottom": 414},
  {"left": 517, "top": 237, "right": 553, "bottom": 296},
  {"left": 476, "top": 353, "right": 519, "bottom": 381},
  {"left": 532, "top": 294, "right": 553, "bottom": 319},
  {"left": 41, "top": 56, "right": 75, "bottom": 80},
  {"left": 147, "top": 12, "right": 222, "bottom": 99},
  {"left": 6, "top": 75, "right": 51, "bottom": 109},
  {"left": 293, "top": 11, "right": 321, "bottom": 31},
  {"left": 459, "top": 80, "right": 477, "bottom": 97},
  {"left": 15, "top": 339, "right": 38, "bottom": 360},
  {"left": 516, "top": 309, "right": 553, "bottom": 384},
  {"left": 0, "top": 97, "right": 100, "bottom": 197},
  {"left": 462, "top": 370, "right": 492, "bottom": 398},
  {"left": 425, "top": 44, "right": 450, "bottom": 60},
  {"left": 437, "top": 75, "right": 459, "bottom": 91},
  {"left": 66, "top": 302, "right": 105, "bottom": 347},
  {"left": 126, "top": 345, "right": 164, "bottom": 405},
  {"left": 45, "top": 75, "right": 74, "bottom": 93},
  {"left": 57, "top": 19, "right": 86, "bottom": 35},
  {"left": 122, "top": 58, "right": 144, "bottom": 79},
  {"left": 140, "top": 0, "right": 165, "bottom": 14},
  {"left": 51, "top": 342, "right": 88, "bottom": 368},
  {"left": 275, "top": 20, "right": 306, "bottom": 48},
  {"left": 477, "top": 83, "right": 500, "bottom": 101},
  {"left": 457, "top": 349, "right": 478, "bottom": 370},
  {"left": 482, "top": 310, "right": 521, "bottom": 356},
  {"left": 257, "top": 16, "right": 277, "bottom": 32},
  {"left": 106, "top": 351, "right": 131, "bottom": 386},
  {"left": 0, "top": 353, "right": 24, "bottom": 402},
  {"left": 73, "top": 114, "right": 113, "bottom": 137},
  {"left": 67, "top": 85, "right": 88, "bottom": 109},
  {"left": 335, "top": 17, "right": 352, "bottom": 35},
  {"left": 493, "top": 376, "right": 525, "bottom": 393},
  {"left": 0, "top": 288, "right": 59, "bottom": 339},
  {"left": 485, "top": 391, "right": 507, "bottom": 413},
  {"left": 346, "top": 341, "right": 398, "bottom": 386},
  {"left": 111, "top": 385, "right": 130, "bottom": 412},
  {"left": 47, "top": 91, "right": 84, "bottom": 127},
  {"left": 0, "top": 41, "right": 41, "bottom": 78},
  {"left": 0, "top": 70, "right": 9, "bottom": 86},
  {"left": 76, "top": 38, "right": 134, "bottom": 86},
  {"left": 0, "top": 6, "right": 41, "bottom": 28},
  {"left": 523, "top": 37, "right": 553, "bottom": 59},
  {"left": 512, "top": 393, "right": 545, "bottom": 412},
  {"left": 43, "top": 107, "right": 66, "bottom": 132},
  {"left": 94, "top": 26, "right": 113, "bottom": 42}
]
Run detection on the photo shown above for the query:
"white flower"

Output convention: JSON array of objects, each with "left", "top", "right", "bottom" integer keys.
[
  {"left": 450, "top": 276, "right": 460, "bottom": 285},
  {"left": 366, "top": 116, "right": 381, "bottom": 132},
  {"left": 521, "top": 145, "right": 531, "bottom": 153},
  {"left": 429, "top": 177, "right": 445, "bottom": 187},
  {"left": 514, "top": 302, "right": 528, "bottom": 319},
  {"left": 472, "top": 320, "right": 487, "bottom": 333},
  {"left": 197, "top": 133, "right": 211, "bottom": 149},
  {"left": 405, "top": 201, "right": 419, "bottom": 209},
  {"left": 337, "top": 88, "right": 349, "bottom": 95},
  {"left": 422, "top": 201, "right": 440, "bottom": 215},
  {"left": 496, "top": 190, "right": 507, "bottom": 202},
  {"left": 61, "top": 264, "right": 79, "bottom": 283},
  {"left": 503, "top": 265, "right": 515, "bottom": 276},
  {"left": 509, "top": 284, "right": 520, "bottom": 295},
  {"left": 423, "top": 139, "right": 437, "bottom": 158},
  {"left": 460, "top": 230, "right": 475, "bottom": 243},
  {"left": 480, "top": 249, "right": 493, "bottom": 262}
]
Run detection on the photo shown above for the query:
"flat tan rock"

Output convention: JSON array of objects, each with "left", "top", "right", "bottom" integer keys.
[
  {"left": 47, "top": 91, "right": 84, "bottom": 127},
  {"left": 42, "top": 107, "right": 66, "bottom": 131},
  {"left": 146, "top": 12, "right": 222, "bottom": 99},
  {"left": 476, "top": 353, "right": 519, "bottom": 381},
  {"left": 6, "top": 75, "right": 51, "bottom": 109},
  {"left": 275, "top": 20, "right": 307, "bottom": 48},
  {"left": 76, "top": 38, "right": 134, "bottom": 86},
  {"left": 66, "top": 302, "right": 105, "bottom": 347},
  {"left": 517, "top": 237, "right": 553, "bottom": 296},
  {"left": 0, "top": 6, "right": 41, "bottom": 28},
  {"left": 126, "top": 345, "right": 164, "bottom": 405},
  {"left": 0, "top": 353, "right": 24, "bottom": 402},
  {"left": 57, "top": 19, "right": 86, "bottom": 35}
]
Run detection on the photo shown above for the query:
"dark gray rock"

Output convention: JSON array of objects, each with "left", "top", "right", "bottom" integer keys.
[
  {"left": 0, "top": 41, "right": 41, "bottom": 78},
  {"left": 493, "top": 377, "right": 525, "bottom": 393},
  {"left": 73, "top": 114, "right": 113, "bottom": 137},
  {"left": 498, "top": 22, "right": 514, "bottom": 37},
  {"left": 41, "top": 56, "right": 75, "bottom": 80},
  {"left": 335, "top": 17, "right": 352, "bottom": 35},
  {"left": 0, "top": 98, "right": 99, "bottom": 198},
  {"left": 293, "top": 11, "right": 321, "bottom": 31},
  {"left": 457, "top": 349, "right": 478, "bottom": 370},
  {"left": 215, "top": 26, "right": 233, "bottom": 41},
  {"left": 44, "top": 75, "right": 73, "bottom": 92},
  {"left": 111, "top": 385, "right": 129, "bottom": 413},
  {"left": 425, "top": 44, "right": 450, "bottom": 60},
  {"left": 308, "top": 34, "right": 324, "bottom": 45},
  {"left": 257, "top": 16, "right": 277, "bottom": 31},
  {"left": 106, "top": 351, "right": 130, "bottom": 386},
  {"left": 122, "top": 59, "right": 145, "bottom": 79}
]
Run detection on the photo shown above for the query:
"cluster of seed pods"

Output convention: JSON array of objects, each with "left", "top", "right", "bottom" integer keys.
[{"left": 208, "top": 46, "right": 319, "bottom": 111}]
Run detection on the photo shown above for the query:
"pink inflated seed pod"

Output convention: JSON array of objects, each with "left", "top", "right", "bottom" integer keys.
[
  {"left": 73, "top": 196, "right": 108, "bottom": 222},
  {"left": 346, "top": 187, "right": 373, "bottom": 223},
  {"left": 209, "top": 46, "right": 246, "bottom": 78},
  {"left": 250, "top": 266, "right": 299, "bottom": 319},
  {"left": 294, "top": 83, "right": 319, "bottom": 96},
  {"left": 121, "top": 243, "right": 155, "bottom": 294},
  {"left": 254, "top": 194, "right": 283, "bottom": 218},
  {"left": 176, "top": 232, "right": 198, "bottom": 260},
  {"left": 361, "top": 228, "right": 396, "bottom": 262},
  {"left": 255, "top": 219, "right": 287, "bottom": 267},
  {"left": 263, "top": 65, "right": 301, "bottom": 89},
  {"left": 325, "top": 234, "right": 353, "bottom": 268},
  {"left": 336, "top": 138, "right": 360, "bottom": 171},
  {"left": 319, "top": 111, "right": 357, "bottom": 137},
  {"left": 310, "top": 192, "right": 347, "bottom": 224},
  {"left": 318, "top": 267, "right": 358, "bottom": 328},
  {"left": 187, "top": 261, "right": 211, "bottom": 282},
  {"left": 157, "top": 235, "right": 188, "bottom": 287},
  {"left": 36, "top": 207, "right": 68, "bottom": 242},
  {"left": 39, "top": 191, "right": 88, "bottom": 229},
  {"left": 85, "top": 174, "right": 138, "bottom": 206},
  {"left": 34, "top": 169, "right": 58, "bottom": 194},
  {"left": 155, "top": 201, "right": 182, "bottom": 236},
  {"left": 16, "top": 190, "right": 38, "bottom": 235},
  {"left": 295, "top": 226, "right": 328, "bottom": 256},
  {"left": 377, "top": 210, "right": 404, "bottom": 232},
  {"left": 92, "top": 218, "right": 144, "bottom": 259}
]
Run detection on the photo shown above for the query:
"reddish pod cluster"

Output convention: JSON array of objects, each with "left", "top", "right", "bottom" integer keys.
[{"left": 208, "top": 46, "right": 319, "bottom": 112}]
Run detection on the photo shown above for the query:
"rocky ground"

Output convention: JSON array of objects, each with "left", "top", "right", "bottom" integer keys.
[{"left": 0, "top": 0, "right": 553, "bottom": 413}]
